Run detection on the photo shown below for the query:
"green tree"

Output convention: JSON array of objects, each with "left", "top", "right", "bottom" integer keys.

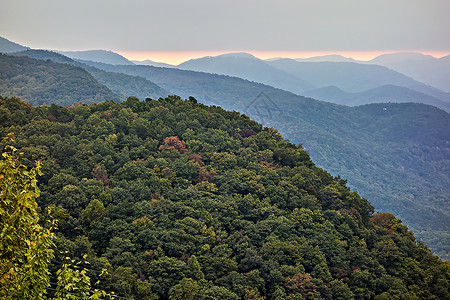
[
  {"left": 169, "top": 278, "right": 204, "bottom": 300},
  {"left": 0, "top": 140, "right": 108, "bottom": 299},
  {"left": 186, "top": 255, "right": 204, "bottom": 281},
  {"left": 0, "top": 143, "right": 54, "bottom": 299},
  {"left": 54, "top": 256, "right": 107, "bottom": 300}
]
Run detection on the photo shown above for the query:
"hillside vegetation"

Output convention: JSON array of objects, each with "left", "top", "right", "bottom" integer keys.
[
  {"left": 0, "top": 36, "right": 29, "bottom": 53},
  {"left": 75, "top": 60, "right": 450, "bottom": 258},
  {"left": 1, "top": 96, "right": 449, "bottom": 299},
  {"left": 11, "top": 50, "right": 169, "bottom": 100},
  {"left": 0, "top": 54, "right": 121, "bottom": 106}
]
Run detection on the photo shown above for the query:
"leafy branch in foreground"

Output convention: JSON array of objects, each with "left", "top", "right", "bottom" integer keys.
[
  {"left": 0, "top": 135, "right": 110, "bottom": 299},
  {"left": 0, "top": 136, "right": 52, "bottom": 299}
]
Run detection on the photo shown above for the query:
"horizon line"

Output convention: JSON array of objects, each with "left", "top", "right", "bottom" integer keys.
[{"left": 115, "top": 50, "right": 450, "bottom": 65}]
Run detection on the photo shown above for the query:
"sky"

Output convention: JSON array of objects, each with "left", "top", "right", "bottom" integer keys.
[{"left": 1, "top": 0, "right": 449, "bottom": 64}]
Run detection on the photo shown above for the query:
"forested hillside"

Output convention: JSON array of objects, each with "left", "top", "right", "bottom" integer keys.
[
  {"left": 73, "top": 60, "right": 450, "bottom": 258},
  {"left": 1, "top": 96, "right": 449, "bottom": 299},
  {"left": 0, "top": 36, "right": 29, "bottom": 53},
  {"left": 11, "top": 50, "right": 169, "bottom": 100},
  {"left": 0, "top": 54, "right": 121, "bottom": 106}
]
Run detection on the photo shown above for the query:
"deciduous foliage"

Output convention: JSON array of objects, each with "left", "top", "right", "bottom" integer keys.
[
  {"left": 0, "top": 137, "right": 110, "bottom": 299},
  {"left": 0, "top": 140, "right": 52, "bottom": 299},
  {"left": 1, "top": 96, "right": 449, "bottom": 299}
]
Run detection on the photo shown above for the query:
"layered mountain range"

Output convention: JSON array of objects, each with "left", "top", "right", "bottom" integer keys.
[{"left": 0, "top": 36, "right": 449, "bottom": 259}]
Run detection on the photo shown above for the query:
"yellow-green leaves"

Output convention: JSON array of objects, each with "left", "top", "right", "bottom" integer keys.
[{"left": 0, "top": 143, "right": 52, "bottom": 300}]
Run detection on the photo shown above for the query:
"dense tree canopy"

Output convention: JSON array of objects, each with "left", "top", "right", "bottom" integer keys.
[
  {"left": 1, "top": 96, "right": 449, "bottom": 299},
  {"left": 77, "top": 60, "right": 450, "bottom": 259}
]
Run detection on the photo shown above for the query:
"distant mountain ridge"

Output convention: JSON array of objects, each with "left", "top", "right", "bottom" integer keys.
[
  {"left": 295, "top": 54, "right": 358, "bottom": 63},
  {"left": 368, "top": 52, "right": 450, "bottom": 93},
  {"left": 289, "top": 52, "right": 450, "bottom": 93},
  {"left": 12, "top": 49, "right": 75, "bottom": 64},
  {"left": 177, "top": 53, "right": 316, "bottom": 94},
  {"left": 305, "top": 84, "right": 450, "bottom": 112},
  {"left": 176, "top": 52, "right": 450, "bottom": 111},
  {"left": 58, "top": 50, "right": 135, "bottom": 65},
  {"left": 267, "top": 58, "right": 450, "bottom": 102},
  {"left": 132, "top": 59, "right": 175, "bottom": 68}
]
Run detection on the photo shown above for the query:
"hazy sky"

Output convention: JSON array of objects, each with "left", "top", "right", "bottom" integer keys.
[{"left": 1, "top": 0, "right": 449, "bottom": 63}]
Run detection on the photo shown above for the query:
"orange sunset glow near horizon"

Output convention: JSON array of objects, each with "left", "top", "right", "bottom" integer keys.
[{"left": 116, "top": 50, "right": 450, "bottom": 65}]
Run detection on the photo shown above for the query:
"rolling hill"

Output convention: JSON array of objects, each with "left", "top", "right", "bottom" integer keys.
[
  {"left": 58, "top": 49, "right": 135, "bottom": 65},
  {"left": 11, "top": 50, "right": 169, "bottom": 100},
  {"left": 369, "top": 52, "right": 450, "bottom": 93},
  {"left": 132, "top": 59, "right": 176, "bottom": 68},
  {"left": 0, "top": 36, "right": 30, "bottom": 53},
  {"left": 294, "top": 54, "right": 358, "bottom": 63},
  {"left": 0, "top": 53, "right": 120, "bottom": 106},
  {"left": 304, "top": 84, "right": 450, "bottom": 112}
]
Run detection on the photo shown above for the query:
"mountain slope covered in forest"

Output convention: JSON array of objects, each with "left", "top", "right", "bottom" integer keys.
[
  {"left": 1, "top": 96, "right": 449, "bottom": 299},
  {"left": 0, "top": 36, "right": 30, "bottom": 53},
  {"left": 0, "top": 54, "right": 120, "bottom": 106},
  {"left": 2, "top": 46, "right": 448, "bottom": 258},
  {"left": 44, "top": 60, "right": 450, "bottom": 259},
  {"left": 10, "top": 50, "right": 169, "bottom": 100}
]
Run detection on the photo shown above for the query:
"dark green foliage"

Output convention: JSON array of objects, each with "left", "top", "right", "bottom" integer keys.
[
  {"left": 74, "top": 61, "right": 450, "bottom": 258},
  {"left": 1, "top": 96, "right": 449, "bottom": 299}
]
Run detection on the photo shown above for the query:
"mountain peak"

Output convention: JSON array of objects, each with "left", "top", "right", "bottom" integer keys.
[
  {"left": 216, "top": 52, "right": 258, "bottom": 59},
  {"left": 370, "top": 52, "right": 437, "bottom": 64},
  {"left": 295, "top": 54, "right": 357, "bottom": 63},
  {"left": 57, "top": 50, "right": 135, "bottom": 65}
]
